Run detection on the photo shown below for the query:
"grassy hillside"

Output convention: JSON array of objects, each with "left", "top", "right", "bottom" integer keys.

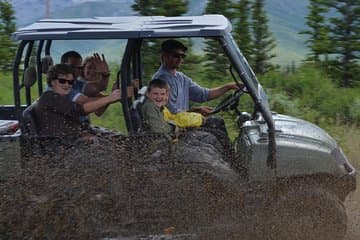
[{"left": 266, "top": 0, "right": 309, "bottom": 65}]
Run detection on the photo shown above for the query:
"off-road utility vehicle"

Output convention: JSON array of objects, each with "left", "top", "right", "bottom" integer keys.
[{"left": 0, "top": 15, "right": 356, "bottom": 239}]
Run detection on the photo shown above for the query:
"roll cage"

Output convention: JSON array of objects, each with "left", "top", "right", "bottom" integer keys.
[{"left": 10, "top": 15, "right": 276, "bottom": 166}]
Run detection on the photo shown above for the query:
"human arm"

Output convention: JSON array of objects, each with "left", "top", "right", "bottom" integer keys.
[
  {"left": 91, "top": 93, "right": 107, "bottom": 116},
  {"left": 91, "top": 85, "right": 133, "bottom": 116},
  {"left": 74, "top": 93, "right": 105, "bottom": 116},
  {"left": 189, "top": 106, "right": 214, "bottom": 117},
  {"left": 82, "top": 89, "right": 121, "bottom": 114},
  {"left": 78, "top": 82, "right": 134, "bottom": 116},
  {"left": 208, "top": 82, "right": 240, "bottom": 100}
]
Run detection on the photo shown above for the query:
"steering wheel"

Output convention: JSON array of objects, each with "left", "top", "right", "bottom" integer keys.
[{"left": 211, "top": 89, "right": 244, "bottom": 114}]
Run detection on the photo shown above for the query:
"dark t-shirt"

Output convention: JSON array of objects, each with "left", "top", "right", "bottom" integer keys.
[{"left": 35, "top": 91, "right": 86, "bottom": 136}]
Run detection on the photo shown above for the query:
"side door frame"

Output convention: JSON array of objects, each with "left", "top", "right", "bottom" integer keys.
[{"left": 120, "top": 38, "right": 143, "bottom": 133}]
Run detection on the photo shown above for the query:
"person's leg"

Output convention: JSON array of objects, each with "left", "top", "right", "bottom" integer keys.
[{"left": 203, "top": 116, "right": 227, "bottom": 134}]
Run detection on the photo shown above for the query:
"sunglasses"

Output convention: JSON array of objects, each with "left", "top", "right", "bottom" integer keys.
[
  {"left": 57, "top": 78, "right": 74, "bottom": 85},
  {"left": 171, "top": 52, "right": 186, "bottom": 59}
]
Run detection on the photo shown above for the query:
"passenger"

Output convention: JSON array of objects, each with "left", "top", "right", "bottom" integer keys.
[
  {"left": 80, "top": 53, "right": 111, "bottom": 97},
  {"left": 35, "top": 64, "right": 121, "bottom": 137},
  {"left": 61, "top": 51, "right": 134, "bottom": 129},
  {"left": 61, "top": 51, "right": 121, "bottom": 102},
  {"left": 153, "top": 39, "right": 240, "bottom": 116},
  {"left": 141, "top": 79, "right": 230, "bottom": 159},
  {"left": 45, "top": 51, "right": 85, "bottom": 103},
  {"left": 141, "top": 78, "right": 204, "bottom": 134},
  {"left": 60, "top": 50, "right": 87, "bottom": 103},
  {"left": 59, "top": 51, "right": 108, "bottom": 128}
]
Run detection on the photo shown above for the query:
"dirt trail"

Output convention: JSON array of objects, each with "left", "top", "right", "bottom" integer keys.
[{"left": 345, "top": 175, "right": 360, "bottom": 240}]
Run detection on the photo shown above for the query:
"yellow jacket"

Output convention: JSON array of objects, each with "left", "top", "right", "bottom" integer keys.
[{"left": 163, "top": 107, "right": 203, "bottom": 128}]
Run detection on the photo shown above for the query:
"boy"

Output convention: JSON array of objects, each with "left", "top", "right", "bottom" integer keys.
[{"left": 140, "top": 78, "right": 204, "bottom": 134}]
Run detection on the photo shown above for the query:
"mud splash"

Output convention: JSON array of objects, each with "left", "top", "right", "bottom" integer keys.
[{"left": 0, "top": 130, "right": 242, "bottom": 239}]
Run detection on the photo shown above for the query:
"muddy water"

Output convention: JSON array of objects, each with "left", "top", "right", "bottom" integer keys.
[
  {"left": 0, "top": 133, "right": 359, "bottom": 239},
  {"left": 345, "top": 175, "right": 360, "bottom": 240}
]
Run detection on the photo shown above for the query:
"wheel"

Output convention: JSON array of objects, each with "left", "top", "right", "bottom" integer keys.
[{"left": 267, "top": 188, "right": 347, "bottom": 240}]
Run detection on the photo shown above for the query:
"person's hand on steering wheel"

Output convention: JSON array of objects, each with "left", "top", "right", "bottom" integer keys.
[{"left": 211, "top": 88, "right": 245, "bottom": 115}]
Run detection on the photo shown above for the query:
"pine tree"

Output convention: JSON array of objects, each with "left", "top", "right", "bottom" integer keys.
[
  {"left": 233, "top": 0, "right": 253, "bottom": 63},
  {"left": 326, "top": 0, "right": 360, "bottom": 87},
  {"left": 132, "top": 0, "right": 187, "bottom": 16},
  {"left": 0, "top": 0, "right": 16, "bottom": 72},
  {"left": 251, "top": 0, "right": 276, "bottom": 74},
  {"left": 203, "top": 0, "right": 234, "bottom": 82},
  {"left": 300, "top": 0, "right": 332, "bottom": 61},
  {"left": 132, "top": 0, "right": 188, "bottom": 82}
]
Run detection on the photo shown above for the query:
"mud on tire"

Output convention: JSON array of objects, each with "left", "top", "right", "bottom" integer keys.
[{"left": 267, "top": 188, "right": 347, "bottom": 240}]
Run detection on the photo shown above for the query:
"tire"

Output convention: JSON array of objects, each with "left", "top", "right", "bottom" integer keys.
[{"left": 267, "top": 188, "right": 347, "bottom": 240}]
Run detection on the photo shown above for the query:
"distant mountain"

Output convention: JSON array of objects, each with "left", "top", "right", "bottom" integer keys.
[
  {"left": 12, "top": 0, "right": 134, "bottom": 26},
  {"left": 11, "top": 0, "right": 310, "bottom": 65}
]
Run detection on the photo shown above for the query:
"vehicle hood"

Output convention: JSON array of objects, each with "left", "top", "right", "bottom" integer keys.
[
  {"left": 246, "top": 113, "right": 356, "bottom": 181},
  {"left": 272, "top": 113, "right": 337, "bottom": 150}
]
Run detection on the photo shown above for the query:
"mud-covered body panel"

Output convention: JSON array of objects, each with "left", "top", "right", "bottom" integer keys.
[
  {"left": 0, "top": 120, "right": 21, "bottom": 181},
  {"left": 236, "top": 113, "right": 356, "bottom": 184}
]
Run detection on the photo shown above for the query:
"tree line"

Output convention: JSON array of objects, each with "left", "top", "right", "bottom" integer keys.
[
  {"left": 132, "top": 0, "right": 359, "bottom": 87},
  {"left": 0, "top": 0, "right": 359, "bottom": 88},
  {"left": 0, "top": 0, "right": 16, "bottom": 72},
  {"left": 300, "top": 0, "right": 360, "bottom": 87}
]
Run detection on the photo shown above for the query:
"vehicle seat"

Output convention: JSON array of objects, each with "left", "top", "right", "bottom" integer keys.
[
  {"left": 22, "top": 102, "right": 39, "bottom": 136},
  {"left": 41, "top": 55, "right": 54, "bottom": 74},
  {"left": 129, "top": 86, "right": 147, "bottom": 133}
]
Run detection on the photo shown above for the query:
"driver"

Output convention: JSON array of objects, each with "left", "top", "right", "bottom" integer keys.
[{"left": 153, "top": 39, "right": 240, "bottom": 117}]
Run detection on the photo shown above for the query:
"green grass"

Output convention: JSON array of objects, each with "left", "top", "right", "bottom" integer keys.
[
  {"left": 0, "top": 72, "right": 14, "bottom": 105},
  {"left": 323, "top": 123, "right": 360, "bottom": 170}
]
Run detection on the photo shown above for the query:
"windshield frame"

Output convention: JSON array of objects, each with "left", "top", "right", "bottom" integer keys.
[
  {"left": 219, "top": 33, "right": 276, "bottom": 167},
  {"left": 220, "top": 33, "right": 274, "bottom": 129}
]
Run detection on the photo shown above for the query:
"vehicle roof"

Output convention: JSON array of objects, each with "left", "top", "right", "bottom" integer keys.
[{"left": 11, "top": 15, "right": 232, "bottom": 41}]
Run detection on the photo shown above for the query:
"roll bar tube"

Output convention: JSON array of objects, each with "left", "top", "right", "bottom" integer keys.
[
  {"left": 13, "top": 40, "right": 28, "bottom": 121},
  {"left": 120, "top": 39, "right": 143, "bottom": 132},
  {"left": 24, "top": 41, "right": 34, "bottom": 106},
  {"left": 220, "top": 34, "right": 277, "bottom": 169},
  {"left": 36, "top": 40, "right": 45, "bottom": 95}
]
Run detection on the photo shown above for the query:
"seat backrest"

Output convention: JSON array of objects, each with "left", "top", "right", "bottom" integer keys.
[
  {"left": 130, "top": 103, "right": 142, "bottom": 133},
  {"left": 129, "top": 86, "right": 147, "bottom": 133},
  {"left": 22, "top": 102, "right": 39, "bottom": 136},
  {"left": 41, "top": 55, "right": 54, "bottom": 74}
]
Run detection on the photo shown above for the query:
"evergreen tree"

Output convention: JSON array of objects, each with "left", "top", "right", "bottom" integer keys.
[
  {"left": 300, "top": 0, "right": 332, "bottom": 61},
  {"left": 132, "top": 0, "right": 188, "bottom": 82},
  {"left": 233, "top": 0, "right": 253, "bottom": 63},
  {"left": 251, "top": 0, "right": 276, "bottom": 74},
  {"left": 203, "top": 0, "right": 234, "bottom": 82},
  {"left": 0, "top": 0, "right": 16, "bottom": 72},
  {"left": 180, "top": 38, "right": 203, "bottom": 77},
  {"left": 326, "top": 0, "right": 360, "bottom": 87},
  {"left": 132, "top": 0, "right": 187, "bottom": 16}
]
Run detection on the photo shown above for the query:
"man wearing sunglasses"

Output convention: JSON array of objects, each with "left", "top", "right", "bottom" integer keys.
[
  {"left": 153, "top": 39, "right": 239, "bottom": 117},
  {"left": 35, "top": 64, "right": 122, "bottom": 136}
]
